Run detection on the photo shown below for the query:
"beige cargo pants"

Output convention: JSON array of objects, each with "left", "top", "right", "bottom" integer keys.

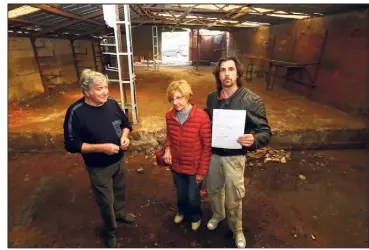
[{"left": 206, "top": 154, "right": 246, "bottom": 233}]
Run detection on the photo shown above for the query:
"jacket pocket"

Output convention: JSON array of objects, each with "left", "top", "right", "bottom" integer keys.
[{"left": 225, "top": 179, "right": 246, "bottom": 209}]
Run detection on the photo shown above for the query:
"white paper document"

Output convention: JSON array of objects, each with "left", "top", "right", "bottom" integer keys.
[{"left": 211, "top": 109, "right": 247, "bottom": 149}]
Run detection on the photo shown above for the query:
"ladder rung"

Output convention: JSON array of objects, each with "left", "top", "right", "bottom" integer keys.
[
  {"left": 105, "top": 68, "right": 118, "bottom": 72},
  {"left": 108, "top": 79, "right": 133, "bottom": 84},
  {"left": 100, "top": 44, "right": 116, "bottom": 47},
  {"left": 103, "top": 52, "right": 132, "bottom": 56}
]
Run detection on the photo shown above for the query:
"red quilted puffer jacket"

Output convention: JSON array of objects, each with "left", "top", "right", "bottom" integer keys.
[{"left": 164, "top": 104, "right": 212, "bottom": 176}]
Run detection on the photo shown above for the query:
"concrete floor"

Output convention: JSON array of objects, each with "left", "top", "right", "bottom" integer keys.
[{"left": 8, "top": 66, "right": 368, "bottom": 151}]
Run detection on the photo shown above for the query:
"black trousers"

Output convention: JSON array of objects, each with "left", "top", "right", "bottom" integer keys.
[{"left": 87, "top": 159, "right": 126, "bottom": 236}]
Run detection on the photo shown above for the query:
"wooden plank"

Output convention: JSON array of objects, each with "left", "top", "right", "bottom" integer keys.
[{"left": 9, "top": 18, "right": 51, "bottom": 26}]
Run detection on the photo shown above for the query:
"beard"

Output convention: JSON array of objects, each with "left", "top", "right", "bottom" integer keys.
[{"left": 221, "top": 78, "right": 236, "bottom": 88}]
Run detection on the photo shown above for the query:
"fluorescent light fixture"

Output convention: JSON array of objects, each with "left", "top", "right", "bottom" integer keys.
[
  {"left": 195, "top": 5, "right": 219, "bottom": 10},
  {"left": 268, "top": 14, "right": 309, "bottom": 19},
  {"left": 8, "top": 5, "right": 40, "bottom": 18},
  {"left": 313, "top": 12, "right": 324, "bottom": 15},
  {"left": 274, "top": 11, "right": 288, "bottom": 14},
  {"left": 241, "top": 21, "right": 270, "bottom": 26},
  {"left": 218, "top": 19, "right": 238, "bottom": 24},
  {"left": 223, "top": 5, "right": 243, "bottom": 11}
]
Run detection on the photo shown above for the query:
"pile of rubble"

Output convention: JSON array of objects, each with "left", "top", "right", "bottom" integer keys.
[{"left": 246, "top": 147, "right": 292, "bottom": 167}]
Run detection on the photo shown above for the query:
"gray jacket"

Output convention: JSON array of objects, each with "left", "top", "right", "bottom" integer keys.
[{"left": 206, "top": 87, "right": 272, "bottom": 156}]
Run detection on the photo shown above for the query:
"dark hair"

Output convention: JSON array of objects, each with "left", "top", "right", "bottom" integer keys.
[{"left": 213, "top": 56, "right": 244, "bottom": 91}]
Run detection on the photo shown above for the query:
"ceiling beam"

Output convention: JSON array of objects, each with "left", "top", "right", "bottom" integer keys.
[
  {"left": 129, "top": 18, "right": 259, "bottom": 28},
  {"left": 9, "top": 18, "right": 51, "bottom": 26},
  {"left": 29, "top": 4, "right": 102, "bottom": 26},
  {"left": 231, "top": 7, "right": 250, "bottom": 19},
  {"left": 78, "top": 26, "right": 109, "bottom": 36},
  {"left": 236, "top": 14, "right": 289, "bottom": 24},
  {"left": 33, "top": 9, "right": 105, "bottom": 36},
  {"left": 35, "top": 19, "right": 81, "bottom": 36},
  {"left": 214, "top": 5, "right": 223, "bottom": 10},
  {"left": 142, "top": 6, "right": 227, "bottom": 14},
  {"left": 130, "top": 5, "right": 145, "bottom": 19},
  {"left": 137, "top": 5, "right": 156, "bottom": 19},
  {"left": 225, "top": 6, "right": 245, "bottom": 18},
  {"left": 8, "top": 31, "right": 99, "bottom": 41},
  {"left": 173, "top": 6, "right": 196, "bottom": 29}
]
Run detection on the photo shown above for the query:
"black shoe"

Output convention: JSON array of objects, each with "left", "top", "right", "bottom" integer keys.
[
  {"left": 116, "top": 213, "right": 135, "bottom": 224},
  {"left": 104, "top": 235, "right": 118, "bottom": 248}
]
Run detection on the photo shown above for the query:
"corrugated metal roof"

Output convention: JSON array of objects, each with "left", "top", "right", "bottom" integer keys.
[
  {"left": 59, "top": 4, "right": 101, "bottom": 16},
  {"left": 7, "top": 4, "right": 368, "bottom": 38},
  {"left": 66, "top": 22, "right": 97, "bottom": 31},
  {"left": 21, "top": 11, "right": 70, "bottom": 25}
]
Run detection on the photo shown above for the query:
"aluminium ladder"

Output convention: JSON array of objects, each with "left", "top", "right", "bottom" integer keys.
[
  {"left": 152, "top": 26, "right": 159, "bottom": 70},
  {"left": 101, "top": 5, "right": 138, "bottom": 124}
]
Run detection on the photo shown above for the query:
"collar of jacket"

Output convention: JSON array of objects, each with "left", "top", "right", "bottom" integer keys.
[
  {"left": 216, "top": 87, "right": 243, "bottom": 101},
  {"left": 169, "top": 103, "right": 197, "bottom": 122}
]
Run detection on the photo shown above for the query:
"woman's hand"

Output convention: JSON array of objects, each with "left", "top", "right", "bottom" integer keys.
[
  {"left": 196, "top": 175, "right": 205, "bottom": 184},
  {"left": 162, "top": 147, "right": 172, "bottom": 165}
]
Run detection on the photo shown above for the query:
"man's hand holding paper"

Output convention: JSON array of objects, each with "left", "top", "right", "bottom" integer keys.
[{"left": 236, "top": 134, "right": 255, "bottom": 147}]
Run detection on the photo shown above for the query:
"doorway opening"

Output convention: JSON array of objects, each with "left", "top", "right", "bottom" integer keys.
[{"left": 161, "top": 31, "right": 190, "bottom": 63}]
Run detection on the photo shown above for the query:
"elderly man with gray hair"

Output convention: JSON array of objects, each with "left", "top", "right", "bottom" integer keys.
[{"left": 63, "top": 69, "right": 134, "bottom": 248}]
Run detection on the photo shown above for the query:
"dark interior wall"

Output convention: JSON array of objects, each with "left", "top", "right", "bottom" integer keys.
[
  {"left": 229, "top": 9, "right": 369, "bottom": 117},
  {"left": 8, "top": 37, "right": 101, "bottom": 104},
  {"left": 228, "top": 26, "right": 270, "bottom": 72},
  {"left": 8, "top": 37, "right": 44, "bottom": 103}
]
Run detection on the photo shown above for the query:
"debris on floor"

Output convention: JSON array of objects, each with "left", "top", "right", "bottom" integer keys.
[
  {"left": 247, "top": 147, "right": 292, "bottom": 167},
  {"left": 299, "top": 174, "right": 307, "bottom": 180},
  {"left": 136, "top": 168, "right": 144, "bottom": 174}
]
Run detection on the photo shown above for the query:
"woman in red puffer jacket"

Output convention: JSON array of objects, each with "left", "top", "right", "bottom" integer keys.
[{"left": 162, "top": 80, "right": 211, "bottom": 231}]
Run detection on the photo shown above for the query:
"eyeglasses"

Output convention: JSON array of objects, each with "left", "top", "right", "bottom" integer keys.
[{"left": 169, "top": 96, "right": 184, "bottom": 103}]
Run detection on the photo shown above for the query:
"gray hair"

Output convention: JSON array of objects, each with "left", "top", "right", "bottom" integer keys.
[{"left": 79, "top": 69, "right": 108, "bottom": 93}]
